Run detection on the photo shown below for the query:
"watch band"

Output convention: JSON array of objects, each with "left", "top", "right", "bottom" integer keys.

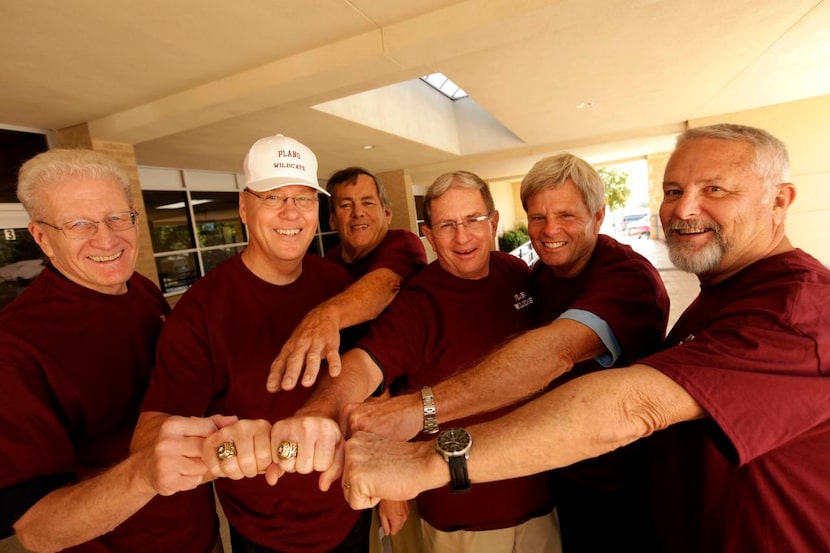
[
  {"left": 421, "top": 386, "right": 440, "bottom": 434},
  {"left": 447, "top": 454, "right": 471, "bottom": 494}
]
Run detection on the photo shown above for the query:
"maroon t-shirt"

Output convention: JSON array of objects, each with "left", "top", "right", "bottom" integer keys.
[
  {"left": 531, "top": 234, "right": 670, "bottom": 379},
  {"left": 640, "top": 249, "right": 830, "bottom": 552},
  {"left": 0, "top": 266, "right": 218, "bottom": 552},
  {"left": 531, "top": 234, "right": 670, "bottom": 551},
  {"left": 357, "top": 252, "right": 553, "bottom": 532},
  {"left": 141, "top": 254, "right": 359, "bottom": 553},
  {"left": 324, "top": 228, "right": 427, "bottom": 282}
]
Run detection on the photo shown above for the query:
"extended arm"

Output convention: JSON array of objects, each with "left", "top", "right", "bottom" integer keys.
[
  {"left": 348, "top": 318, "right": 605, "bottom": 440},
  {"left": 268, "top": 268, "right": 403, "bottom": 392},
  {"left": 343, "top": 365, "right": 706, "bottom": 507},
  {"left": 13, "top": 415, "right": 220, "bottom": 553}
]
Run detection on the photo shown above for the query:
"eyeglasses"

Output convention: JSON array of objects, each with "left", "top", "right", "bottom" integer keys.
[
  {"left": 35, "top": 210, "right": 138, "bottom": 240},
  {"left": 244, "top": 188, "right": 319, "bottom": 211},
  {"left": 431, "top": 214, "right": 492, "bottom": 238}
]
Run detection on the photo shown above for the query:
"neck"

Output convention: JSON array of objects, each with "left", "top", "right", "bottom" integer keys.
[
  {"left": 701, "top": 234, "right": 794, "bottom": 286},
  {"left": 241, "top": 248, "right": 302, "bottom": 285}
]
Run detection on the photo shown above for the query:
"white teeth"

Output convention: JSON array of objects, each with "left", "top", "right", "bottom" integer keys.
[
  {"left": 542, "top": 241, "right": 566, "bottom": 249},
  {"left": 276, "top": 228, "right": 301, "bottom": 236},
  {"left": 89, "top": 251, "right": 123, "bottom": 262}
]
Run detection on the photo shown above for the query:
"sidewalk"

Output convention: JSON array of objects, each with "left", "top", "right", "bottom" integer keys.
[{"left": 616, "top": 234, "right": 700, "bottom": 330}]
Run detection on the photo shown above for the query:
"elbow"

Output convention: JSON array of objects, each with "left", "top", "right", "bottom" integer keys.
[
  {"left": 621, "top": 391, "right": 673, "bottom": 443},
  {"left": 14, "top": 521, "right": 59, "bottom": 553}
]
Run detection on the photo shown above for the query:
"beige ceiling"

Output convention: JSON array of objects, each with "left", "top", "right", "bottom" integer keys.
[{"left": 2, "top": 0, "right": 828, "bottom": 187}]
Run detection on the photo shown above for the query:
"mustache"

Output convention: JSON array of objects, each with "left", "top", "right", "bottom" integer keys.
[{"left": 668, "top": 219, "right": 721, "bottom": 234}]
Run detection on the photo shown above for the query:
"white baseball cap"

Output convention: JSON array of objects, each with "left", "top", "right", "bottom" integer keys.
[{"left": 243, "top": 134, "right": 328, "bottom": 195}]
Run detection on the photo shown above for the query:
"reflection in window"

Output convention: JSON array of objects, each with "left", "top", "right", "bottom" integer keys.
[
  {"left": 142, "top": 189, "right": 246, "bottom": 294},
  {"left": 192, "top": 191, "right": 244, "bottom": 248},
  {"left": 143, "top": 190, "right": 196, "bottom": 253},
  {"left": 0, "top": 227, "right": 44, "bottom": 309}
]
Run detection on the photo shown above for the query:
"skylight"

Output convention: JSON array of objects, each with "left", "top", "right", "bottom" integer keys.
[{"left": 421, "top": 73, "right": 468, "bottom": 100}]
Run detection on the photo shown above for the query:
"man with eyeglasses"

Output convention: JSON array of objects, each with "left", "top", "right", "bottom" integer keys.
[
  {"left": 266, "top": 166, "right": 427, "bottom": 394},
  {"left": 346, "top": 153, "right": 670, "bottom": 551},
  {"left": 344, "top": 125, "right": 830, "bottom": 552},
  {"left": 0, "top": 149, "right": 223, "bottom": 552},
  {"left": 249, "top": 171, "right": 559, "bottom": 552},
  {"left": 135, "top": 134, "right": 371, "bottom": 553}
]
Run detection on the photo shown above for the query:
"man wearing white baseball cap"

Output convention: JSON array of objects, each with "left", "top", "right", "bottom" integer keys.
[{"left": 135, "top": 133, "right": 371, "bottom": 553}]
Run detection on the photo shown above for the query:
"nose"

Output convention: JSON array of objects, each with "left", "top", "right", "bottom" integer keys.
[
  {"left": 538, "top": 216, "right": 559, "bottom": 237},
  {"left": 279, "top": 198, "right": 303, "bottom": 217},
  {"left": 666, "top": 188, "right": 701, "bottom": 220},
  {"left": 454, "top": 223, "right": 473, "bottom": 241},
  {"left": 89, "top": 221, "right": 122, "bottom": 246}
]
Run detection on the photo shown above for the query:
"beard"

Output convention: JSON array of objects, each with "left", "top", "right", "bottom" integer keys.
[{"left": 666, "top": 220, "right": 728, "bottom": 275}]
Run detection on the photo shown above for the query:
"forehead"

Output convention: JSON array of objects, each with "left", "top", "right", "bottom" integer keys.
[
  {"left": 43, "top": 176, "right": 130, "bottom": 217},
  {"left": 266, "top": 184, "right": 318, "bottom": 195},
  {"left": 430, "top": 187, "right": 487, "bottom": 217},
  {"left": 665, "top": 138, "right": 755, "bottom": 180},
  {"left": 331, "top": 174, "right": 378, "bottom": 200},
  {"left": 526, "top": 180, "right": 589, "bottom": 212}
]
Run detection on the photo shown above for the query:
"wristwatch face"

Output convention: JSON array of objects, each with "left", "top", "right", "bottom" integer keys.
[{"left": 437, "top": 428, "right": 471, "bottom": 455}]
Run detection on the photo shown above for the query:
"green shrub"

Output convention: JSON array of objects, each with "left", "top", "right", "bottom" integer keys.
[{"left": 498, "top": 224, "right": 529, "bottom": 252}]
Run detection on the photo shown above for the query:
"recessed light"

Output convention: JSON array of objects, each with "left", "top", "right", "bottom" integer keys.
[
  {"left": 576, "top": 101, "right": 595, "bottom": 109},
  {"left": 362, "top": 144, "right": 375, "bottom": 150}
]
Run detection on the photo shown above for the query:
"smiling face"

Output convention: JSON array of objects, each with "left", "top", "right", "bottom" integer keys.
[
  {"left": 328, "top": 174, "right": 392, "bottom": 262},
  {"left": 240, "top": 184, "right": 319, "bottom": 283},
  {"left": 660, "top": 137, "right": 791, "bottom": 284},
  {"left": 423, "top": 186, "right": 498, "bottom": 280},
  {"left": 28, "top": 176, "right": 138, "bottom": 295},
  {"left": 525, "top": 180, "right": 604, "bottom": 278}
]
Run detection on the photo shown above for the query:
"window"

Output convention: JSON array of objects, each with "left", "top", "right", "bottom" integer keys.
[
  {"left": 140, "top": 167, "right": 247, "bottom": 295},
  {"left": 420, "top": 73, "right": 468, "bottom": 100}
]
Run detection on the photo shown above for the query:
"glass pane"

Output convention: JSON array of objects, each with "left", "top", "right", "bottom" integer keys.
[
  {"left": 0, "top": 130, "right": 49, "bottom": 203},
  {"left": 142, "top": 190, "right": 196, "bottom": 252},
  {"left": 0, "top": 227, "right": 45, "bottom": 309},
  {"left": 155, "top": 252, "right": 199, "bottom": 294},
  {"left": 201, "top": 245, "right": 244, "bottom": 274},
  {"left": 191, "top": 191, "right": 246, "bottom": 247}
]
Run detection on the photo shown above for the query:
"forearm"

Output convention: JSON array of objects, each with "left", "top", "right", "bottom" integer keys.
[
  {"left": 317, "top": 268, "right": 401, "bottom": 329},
  {"left": 433, "top": 319, "right": 604, "bottom": 423},
  {"left": 297, "top": 349, "right": 383, "bottom": 422},
  {"left": 130, "top": 411, "right": 170, "bottom": 453},
  {"left": 465, "top": 365, "right": 705, "bottom": 483},
  {"left": 13, "top": 454, "right": 155, "bottom": 552}
]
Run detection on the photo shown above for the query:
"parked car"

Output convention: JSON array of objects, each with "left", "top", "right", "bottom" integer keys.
[{"left": 622, "top": 213, "right": 651, "bottom": 239}]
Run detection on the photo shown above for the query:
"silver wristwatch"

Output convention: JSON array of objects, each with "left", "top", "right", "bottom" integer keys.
[
  {"left": 421, "top": 386, "right": 440, "bottom": 434},
  {"left": 436, "top": 427, "right": 472, "bottom": 494}
]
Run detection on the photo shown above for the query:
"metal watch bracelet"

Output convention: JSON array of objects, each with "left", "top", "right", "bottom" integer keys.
[{"left": 421, "top": 386, "right": 440, "bottom": 434}]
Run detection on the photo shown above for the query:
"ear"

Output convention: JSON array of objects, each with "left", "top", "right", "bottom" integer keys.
[
  {"left": 329, "top": 211, "right": 336, "bottom": 231},
  {"left": 490, "top": 210, "right": 500, "bottom": 233},
  {"left": 238, "top": 191, "right": 248, "bottom": 225},
  {"left": 422, "top": 224, "right": 437, "bottom": 252},
  {"left": 384, "top": 205, "right": 393, "bottom": 224},
  {"left": 28, "top": 221, "right": 54, "bottom": 259},
  {"left": 771, "top": 182, "right": 796, "bottom": 225},
  {"left": 593, "top": 205, "right": 606, "bottom": 230}
]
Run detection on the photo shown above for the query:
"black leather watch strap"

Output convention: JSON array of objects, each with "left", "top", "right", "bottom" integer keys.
[{"left": 447, "top": 455, "right": 471, "bottom": 494}]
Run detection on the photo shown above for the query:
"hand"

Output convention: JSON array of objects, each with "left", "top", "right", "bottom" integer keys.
[
  {"left": 146, "top": 414, "right": 237, "bottom": 496},
  {"left": 203, "top": 418, "right": 274, "bottom": 482},
  {"left": 267, "top": 305, "right": 342, "bottom": 392},
  {"left": 342, "top": 431, "right": 443, "bottom": 509},
  {"left": 345, "top": 393, "right": 423, "bottom": 441},
  {"left": 268, "top": 415, "right": 345, "bottom": 491},
  {"left": 378, "top": 499, "right": 410, "bottom": 536}
]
